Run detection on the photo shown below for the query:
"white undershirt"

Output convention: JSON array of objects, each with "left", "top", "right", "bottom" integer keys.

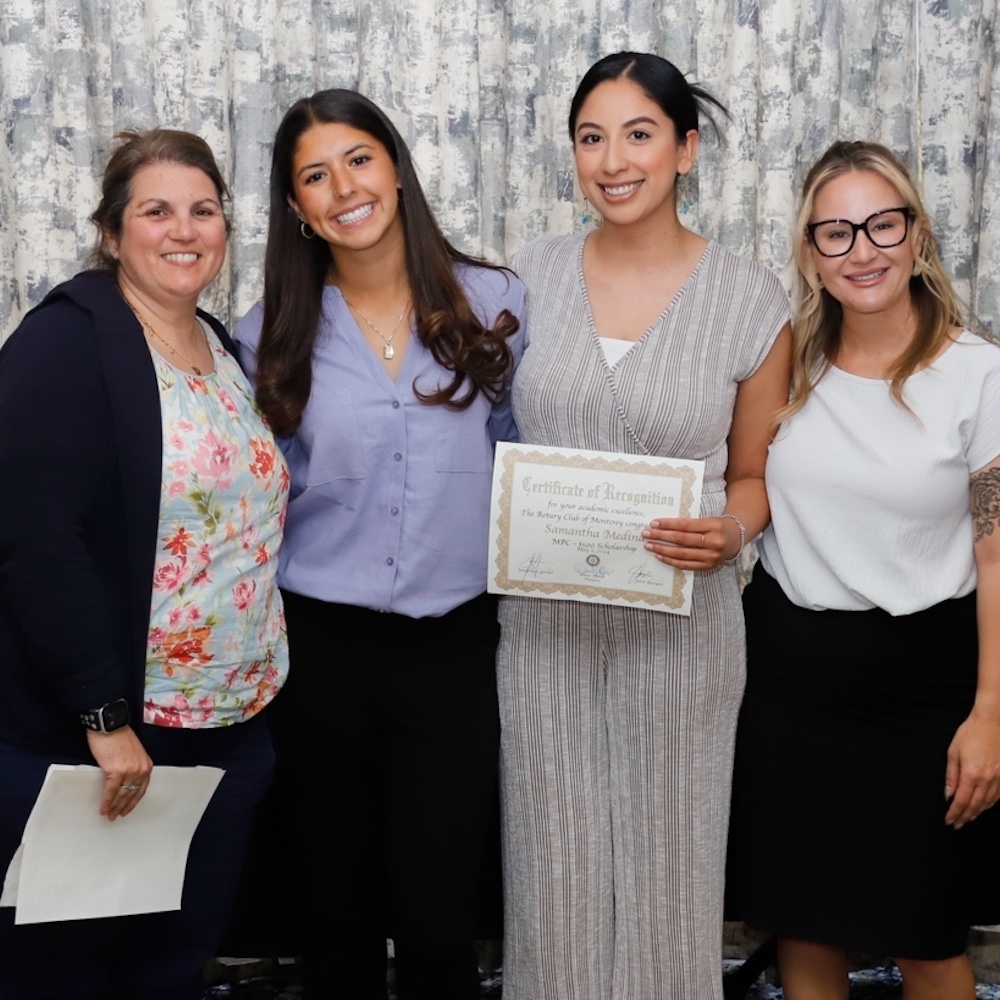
[
  {"left": 759, "top": 331, "right": 1000, "bottom": 615},
  {"left": 599, "top": 336, "right": 634, "bottom": 367}
]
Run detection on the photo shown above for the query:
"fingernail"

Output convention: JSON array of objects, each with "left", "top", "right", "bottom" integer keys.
[
  {"left": 945, "top": 785, "right": 952, "bottom": 798},
  {"left": 641, "top": 529, "right": 651, "bottom": 538}
]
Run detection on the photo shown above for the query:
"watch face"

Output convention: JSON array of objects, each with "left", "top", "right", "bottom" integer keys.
[{"left": 102, "top": 699, "right": 130, "bottom": 731}]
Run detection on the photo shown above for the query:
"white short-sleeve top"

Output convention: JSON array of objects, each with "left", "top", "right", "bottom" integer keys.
[{"left": 759, "top": 331, "right": 1000, "bottom": 615}]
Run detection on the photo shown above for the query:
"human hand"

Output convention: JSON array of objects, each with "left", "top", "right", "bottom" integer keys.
[
  {"left": 641, "top": 515, "right": 739, "bottom": 571},
  {"left": 86, "top": 726, "right": 154, "bottom": 821},
  {"left": 944, "top": 710, "right": 1000, "bottom": 828}
]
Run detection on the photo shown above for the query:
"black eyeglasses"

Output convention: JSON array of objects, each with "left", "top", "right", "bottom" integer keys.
[{"left": 806, "top": 207, "right": 914, "bottom": 258}]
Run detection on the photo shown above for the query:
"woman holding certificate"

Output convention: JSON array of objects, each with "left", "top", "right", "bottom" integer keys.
[
  {"left": 726, "top": 141, "right": 1000, "bottom": 999},
  {"left": 497, "top": 52, "right": 791, "bottom": 999},
  {"left": 235, "top": 89, "right": 523, "bottom": 998}
]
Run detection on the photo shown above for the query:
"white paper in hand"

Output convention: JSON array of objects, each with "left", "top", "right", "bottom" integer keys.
[{"left": 1, "top": 764, "right": 224, "bottom": 924}]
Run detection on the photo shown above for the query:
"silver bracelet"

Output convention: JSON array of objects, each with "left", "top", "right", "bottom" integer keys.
[{"left": 721, "top": 512, "right": 746, "bottom": 565}]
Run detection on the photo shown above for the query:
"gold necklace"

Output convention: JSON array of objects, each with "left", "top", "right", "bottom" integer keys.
[
  {"left": 129, "top": 305, "right": 207, "bottom": 375},
  {"left": 343, "top": 296, "right": 411, "bottom": 360}
]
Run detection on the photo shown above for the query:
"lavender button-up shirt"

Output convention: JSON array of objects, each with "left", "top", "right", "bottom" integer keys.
[{"left": 236, "top": 264, "right": 526, "bottom": 618}]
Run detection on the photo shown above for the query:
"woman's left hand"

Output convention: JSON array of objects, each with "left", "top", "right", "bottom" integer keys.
[
  {"left": 641, "top": 515, "right": 739, "bottom": 571},
  {"left": 944, "top": 710, "right": 1000, "bottom": 828},
  {"left": 86, "top": 727, "right": 154, "bottom": 821}
]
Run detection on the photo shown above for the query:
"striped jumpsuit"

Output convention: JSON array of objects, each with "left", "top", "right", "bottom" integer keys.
[{"left": 498, "top": 234, "right": 788, "bottom": 1000}]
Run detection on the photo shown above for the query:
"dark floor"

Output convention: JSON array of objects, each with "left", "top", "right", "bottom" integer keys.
[
  {"left": 741, "top": 964, "right": 1000, "bottom": 998},
  {"left": 204, "top": 960, "right": 1000, "bottom": 998}
]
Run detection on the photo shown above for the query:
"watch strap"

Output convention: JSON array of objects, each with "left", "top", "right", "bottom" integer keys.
[{"left": 79, "top": 698, "right": 130, "bottom": 734}]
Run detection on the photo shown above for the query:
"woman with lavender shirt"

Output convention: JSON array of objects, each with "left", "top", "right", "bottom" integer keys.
[{"left": 235, "top": 89, "right": 524, "bottom": 1000}]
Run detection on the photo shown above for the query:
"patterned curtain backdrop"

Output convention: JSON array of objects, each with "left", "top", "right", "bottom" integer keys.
[{"left": 1, "top": 0, "right": 998, "bottom": 340}]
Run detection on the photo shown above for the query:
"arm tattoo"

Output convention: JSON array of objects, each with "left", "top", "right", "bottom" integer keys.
[{"left": 971, "top": 466, "right": 1000, "bottom": 543}]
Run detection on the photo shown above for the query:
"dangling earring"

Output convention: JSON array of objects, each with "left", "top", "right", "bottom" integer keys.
[
  {"left": 580, "top": 198, "right": 594, "bottom": 226},
  {"left": 300, "top": 220, "right": 316, "bottom": 240}
]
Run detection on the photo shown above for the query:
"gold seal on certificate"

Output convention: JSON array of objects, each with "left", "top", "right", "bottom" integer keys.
[{"left": 488, "top": 442, "right": 706, "bottom": 615}]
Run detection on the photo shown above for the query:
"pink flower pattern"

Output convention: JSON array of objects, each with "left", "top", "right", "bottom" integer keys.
[
  {"left": 216, "top": 387, "right": 239, "bottom": 416},
  {"left": 232, "top": 579, "right": 257, "bottom": 612},
  {"left": 191, "top": 429, "right": 238, "bottom": 491},
  {"left": 153, "top": 561, "right": 188, "bottom": 593},
  {"left": 144, "top": 338, "right": 289, "bottom": 729}
]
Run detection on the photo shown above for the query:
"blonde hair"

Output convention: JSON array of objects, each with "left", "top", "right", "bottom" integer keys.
[{"left": 782, "top": 140, "right": 965, "bottom": 420}]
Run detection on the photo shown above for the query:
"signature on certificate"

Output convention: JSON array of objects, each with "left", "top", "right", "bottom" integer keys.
[
  {"left": 627, "top": 564, "right": 660, "bottom": 587},
  {"left": 574, "top": 564, "right": 614, "bottom": 582},
  {"left": 573, "top": 554, "right": 614, "bottom": 582},
  {"left": 518, "top": 553, "right": 555, "bottom": 581}
]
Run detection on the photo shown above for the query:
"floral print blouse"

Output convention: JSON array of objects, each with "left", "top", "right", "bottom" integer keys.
[{"left": 144, "top": 326, "right": 289, "bottom": 728}]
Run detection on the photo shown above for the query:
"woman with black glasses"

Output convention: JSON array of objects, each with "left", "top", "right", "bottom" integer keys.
[{"left": 726, "top": 141, "right": 1000, "bottom": 999}]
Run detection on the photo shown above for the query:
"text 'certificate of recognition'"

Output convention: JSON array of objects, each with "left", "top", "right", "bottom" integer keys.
[{"left": 488, "top": 442, "right": 705, "bottom": 615}]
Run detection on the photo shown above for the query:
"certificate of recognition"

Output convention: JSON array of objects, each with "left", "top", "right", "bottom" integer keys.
[{"left": 488, "top": 442, "right": 705, "bottom": 615}]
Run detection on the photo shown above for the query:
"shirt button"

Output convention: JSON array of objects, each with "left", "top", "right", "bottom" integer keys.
[
  {"left": 391, "top": 506, "right": 399, "bottom": 515},
  {"left": 392, "top": 400, "right": 400, "bottom": 409},
  {"left": 394, "top": 452, "right": 402, "bottom": 461},
  {"left": 386, "top": 557, "right": 394, "bottom": 566}
]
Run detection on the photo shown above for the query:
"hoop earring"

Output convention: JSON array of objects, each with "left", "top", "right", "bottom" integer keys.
[{"left": 300, "top": 221, "right": 316, "bottom": 240}]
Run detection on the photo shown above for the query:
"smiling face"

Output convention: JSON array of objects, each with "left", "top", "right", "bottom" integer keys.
[
  {"left": 573, "top": 77, "right": 697, "bottom": 229},
  {"left": 808, "top": 169, "right": 919, "bottom": 324},
  {"left": 108, "top": 162, "right": 227, "bottom": 312},
  {"left": 288, "top": 121, "right": 404, "bottom": 258}
]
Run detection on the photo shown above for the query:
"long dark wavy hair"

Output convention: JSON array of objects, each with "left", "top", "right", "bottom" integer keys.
[{"left": 255, "top": 89, "right": 518, "bottom": 435}]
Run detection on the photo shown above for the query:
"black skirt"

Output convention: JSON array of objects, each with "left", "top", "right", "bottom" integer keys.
[{"left": 725, "top": 568, "right": 1000, "bottom": 960}]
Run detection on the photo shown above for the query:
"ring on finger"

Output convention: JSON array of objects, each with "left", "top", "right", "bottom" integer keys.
[
  {"left": 121, "top": 784, "right": 142, "bottom": 792},
  {"left": 700, "top": 533, "right": 706, "bottom": 548}
]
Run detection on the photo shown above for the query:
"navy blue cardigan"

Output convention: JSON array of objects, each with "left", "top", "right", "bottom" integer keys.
[{"left": 0, "top": 271, "right": 237, "bottom": 754}]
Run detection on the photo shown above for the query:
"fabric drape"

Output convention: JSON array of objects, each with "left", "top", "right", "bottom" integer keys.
[{"left": 1, "top": 0, "right": 998, "bottom": 338}]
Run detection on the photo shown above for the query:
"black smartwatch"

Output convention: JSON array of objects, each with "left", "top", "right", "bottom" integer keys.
[{"left": 79, "top": 698, "right": 130, "bottom": 734}]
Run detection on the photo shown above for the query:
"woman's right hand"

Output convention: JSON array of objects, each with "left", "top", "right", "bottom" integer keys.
[
  {"left": 86, "top": 727, "right": 154, "bottom": 821},
  {"left": 944, "top": 709, "right": 1000, "bottom": 829}
]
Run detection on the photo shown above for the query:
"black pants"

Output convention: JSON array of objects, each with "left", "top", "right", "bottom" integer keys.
[
  {"left": 275, "top": 590, "right": 501, "bottom": 1000},
  {"left": 0, "top": 713, "right": 274, "bottom": 999}
]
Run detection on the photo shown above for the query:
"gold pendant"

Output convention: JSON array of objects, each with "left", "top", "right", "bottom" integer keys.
[{"left": 383, "top": 344, "right": 394, "bottom": 360}]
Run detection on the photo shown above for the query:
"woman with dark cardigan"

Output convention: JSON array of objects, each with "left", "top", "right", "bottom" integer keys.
[{"left": 0, "top": 129, "right": 288, "bottom": 999}]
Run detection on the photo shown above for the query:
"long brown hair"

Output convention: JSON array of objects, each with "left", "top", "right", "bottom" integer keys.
[
  {"left": 255, "top": 89, "right": 518, "bottom": 436},
  {"left": 784, "top": 140, "right": 965, "bottom": 419}
]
